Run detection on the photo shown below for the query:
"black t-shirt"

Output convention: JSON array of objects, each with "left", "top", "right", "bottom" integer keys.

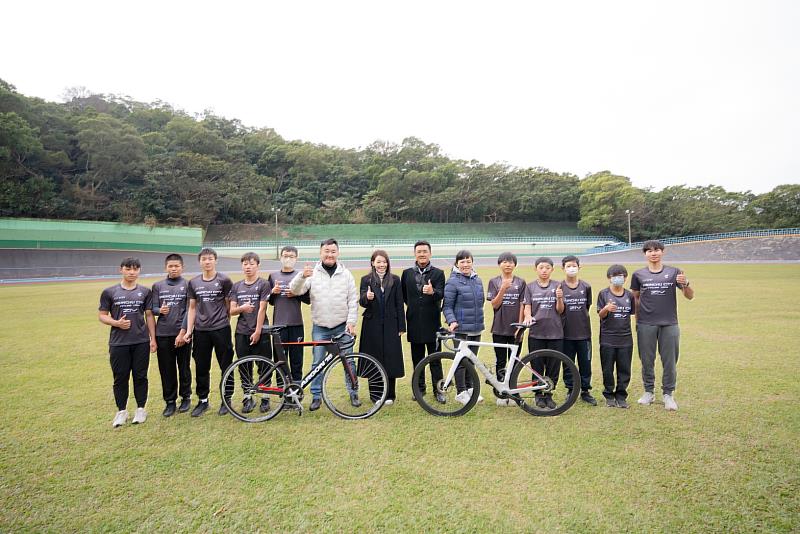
[
  {"left": 486, "top": 275, "right": 526, "bottom": 336},
  {"left": 99, "top": 283, "right": 153, "bottom": 346},
  {"left": 187, "top": 273, "right": 233, "bottom": 331},
  {"left": 268, "top": 270, "right": 308, "bottom": 326},
  {"left": 152, "top": 277, "right": 189, "bottom": 337},
  {"left": 229, "top": 277, "right": 272, "bottom": 335},
  {"left": 562, "top": 279, "right": 592, "bottom": 340},
  {"left": 597, "top": 287, "right": 634, "bottom": 347},
  {"left": 630, "top": 265, "right": 680, "bottom": 326},
  {"left": 522, "top": 279, "right": 564, "bottom": 340}
]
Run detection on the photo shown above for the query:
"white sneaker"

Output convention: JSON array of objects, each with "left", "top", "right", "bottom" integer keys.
[
  {"left": 112, "top": 410, "right": 128, "bottom": 428},
  {"left": 384, "top": 399, "right": 394, "bottom": 406},
  {"left": 663, "top": 394, "right": 678, "bottom": 411},
  {"left": 638, "top": 392, "right": 655, "bottom": 405},
  {"left": 496, "top": 398, "right": 509, "bottom": 407},
  {"left": 132, "top": 407, "right": 147, "bottom": 424},
  {"left": 467, "top": 388, "right": 484, "bottom": 403},
  {"left": 455, "top": 391, "right": 470, "bottom": 405}
]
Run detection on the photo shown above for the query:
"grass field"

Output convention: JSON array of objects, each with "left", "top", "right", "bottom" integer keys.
[{"left": 1, "top": 264, "right": 798, "bottom": 533}]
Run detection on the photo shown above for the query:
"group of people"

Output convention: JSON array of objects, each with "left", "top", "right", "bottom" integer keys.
[{"left": 98, "top": 238, "right": 694, "bottom": 427}]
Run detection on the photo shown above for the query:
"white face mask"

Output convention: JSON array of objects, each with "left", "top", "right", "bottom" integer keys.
[
  {"left": 610, "top": 276, "right": 625, "bottom": 287},
  {"left": 565, "top": 267, "right": 579, "bottom": 277},
  {"left": 281, "top": 257, "right": 297, "bottom": 269}
]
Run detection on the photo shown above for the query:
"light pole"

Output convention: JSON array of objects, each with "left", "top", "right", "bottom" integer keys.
[
  {"left": 625, "top": 209, "right": 634, "bottom": 247},
  {"left": 272, "top": 207, "right": 281, "bottom": 259}
]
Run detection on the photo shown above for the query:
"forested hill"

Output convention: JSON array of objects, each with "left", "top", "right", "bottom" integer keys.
[{"left": 1, "top": 79, "right": 798, "bottom": 241}]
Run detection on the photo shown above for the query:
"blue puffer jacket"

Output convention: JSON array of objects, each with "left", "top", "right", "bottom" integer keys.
[{"left": 443, "top": 270, "right": 485, "bottom": 333}]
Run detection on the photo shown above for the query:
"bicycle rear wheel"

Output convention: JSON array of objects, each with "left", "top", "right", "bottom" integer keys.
[
  {"left": 221, "top": 356, "right": 287, "bottom": 422},
  {"left": 411, "top": 352, "right": 480, "bottom": 417},
  {"left": 507, "top": 349, "right": 580, "bottom": 416},
  {"left": 322, "top": 352, "right": 387, "bottom": 420}
]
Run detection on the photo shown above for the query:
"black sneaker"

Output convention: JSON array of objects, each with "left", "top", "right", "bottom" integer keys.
[
  {"left": 605, "top": 397, "right": 618, "bottom": 408},
  {"left": 535, "top": 395, "right": 547, "bottom": 409},
  {"left": 309, "top": 397, "right": 322, "bottom": 411},
  {"left": 190, "top": 401, "right": 209, "bottom": 417},
  {"left": 580, "top": 391, "right": 598, "bottom": 406},
  {"left": 218, "top": 403, "right": 230, "bottom": 416},
  {"left": 544, "top": 395, "right": 557, "bottom": 410},
  {"left": 259, "top": 398, "right": 270, "bottom": 413},
  {"left": 178, "top": 398, "right": 192, "bottom": 413},
  {"left": 242, "top": 397, "right": 255, "bottom": 414},
  {"left": 616, "top": 397, "right": 629, "bottom": 409},
  {"left": 435, "top": 392, "right": 447, "bottom": 404},
  {"left": 162, "top": 402, "right": 176, "bottom": 417}
]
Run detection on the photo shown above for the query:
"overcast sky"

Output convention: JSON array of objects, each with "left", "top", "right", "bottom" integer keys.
[{"left": 2, "top": 0, "right": 798, "bottom": 194}]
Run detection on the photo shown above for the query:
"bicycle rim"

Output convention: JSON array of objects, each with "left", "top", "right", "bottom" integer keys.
[
  {"left": 411, "top": 352, "right": 480, "bottom": 416},
  {"left": 508, "top": 349, "right": 580, "bottom": 416},
  {"left": 322, "top": 352, "right": 387, "bottom": 419},
  {"left": 221, "top": 356, "right": 287, "bottom": 422}
]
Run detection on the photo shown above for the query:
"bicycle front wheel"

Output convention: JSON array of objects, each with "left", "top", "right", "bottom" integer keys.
[
  {"left": 507, "top": 349, "right": 580, "bottom": 416},
  {"left": 411, "top": 352, "right": 480, "bottom": 417},
  {"left": 322, "top": 352, "right": 387, "bottom": 420},
  {"left": 221, "top": 356, "right": 287, "bottom": 423}
]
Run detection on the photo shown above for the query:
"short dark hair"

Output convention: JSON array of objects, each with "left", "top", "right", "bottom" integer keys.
[
  {"left": 642, "top": 240, "right": 664, "bottom": 252},
  {"left": 198, "top": 247, "right": 218, "bottom": 260},
  {"left": 534, "top": 257, "right": 554, "bottom": 267},
  {"left": 414, "top": 240, "right": 431, "bottom": 252},
  {"left": 320, "top": 238, "right": 338, "bottom": 249},
  {"left": 280, "top": 245, "right": 298, "bottom": 256},
  {"left": 562, "top": 255, "right": 580, "bottom": 267},
  {"left": 454, "top": 249, "right": 473, "bottom": 264},
  {"left": 240, "top": 252, "right": 260, "bottom": 264},
  {"left": 607, "top": 264, "right": 628, "bottom": 278},
  {"left": 164, "top": 254, "right": 183, "bottom": 265},
  {"left": 497, "top": 252, "right": 517, "bottom": 265},
  {"left": 120, "top": 257, "right": 141, "bottom": 269}
]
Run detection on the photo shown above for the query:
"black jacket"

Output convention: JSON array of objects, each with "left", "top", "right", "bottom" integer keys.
[{"left": 401, "top": 264, "right": 445, "bottom": 344}]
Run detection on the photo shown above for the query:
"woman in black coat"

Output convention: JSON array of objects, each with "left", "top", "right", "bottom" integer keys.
[{"left": 359, "top": 250, "right": 406, "bottom": 403}]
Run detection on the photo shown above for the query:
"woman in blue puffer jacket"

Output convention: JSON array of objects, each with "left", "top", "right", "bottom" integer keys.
[{"left": 443, "top": 250, "right": 485, "bottom": 404}]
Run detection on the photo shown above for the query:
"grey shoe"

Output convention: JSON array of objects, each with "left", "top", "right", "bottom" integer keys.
[
  {"left": 638, "top": 391, "right": 655, "bottom": 405},
  {"left": 605, "top": 397, "right": 617, "bottom": 408},
  {"left": 309, "top": 397, "right": 322, "bottom": 411},
  {"left": 616, "top": 397, "right": 629, "bottom": 409},
  {"left": 349, "top": 391, "right": 362, "bottom": 407},
  {"left": 663, "top": 394, "right": 678, "bottom": 411}
]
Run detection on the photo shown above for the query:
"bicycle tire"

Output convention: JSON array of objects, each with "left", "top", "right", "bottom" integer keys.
[
  {"left": 507, "top": 349, "right": 580, "bottom": 416},
  {"left": 411, "top": 351, "right": 481, "bottom": 417},
  {"left": 322, "top": 352, "right": 388, "bottom": 420},
  {"left": 221, "top": 356, "right": 288, "bottom": 423}
]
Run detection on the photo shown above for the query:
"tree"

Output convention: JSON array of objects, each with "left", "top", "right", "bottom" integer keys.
[
  {"left": 578, "top": 171, "right": 645, "bottom": 237},
  {"left": 752, "top": 184, "right": 800, "bottom": 228}
]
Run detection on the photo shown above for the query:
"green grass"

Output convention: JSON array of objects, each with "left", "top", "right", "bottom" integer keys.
[
  {"left": 1, "top": 264, "right": 798, "bottom": 532},
  {"left": 205, "top": 221, "right": 583, "bottom": 242}
]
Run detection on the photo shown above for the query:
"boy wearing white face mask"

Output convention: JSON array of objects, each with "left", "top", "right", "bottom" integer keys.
[
  {"left": 560, "top": 255, "right": 596, "bottom": 406},
  {"left": 596, "top": 265, "right": 635, "bottom": 408},
  {"left": 267, "top": 246, "right": 310, "bottom": 385}
]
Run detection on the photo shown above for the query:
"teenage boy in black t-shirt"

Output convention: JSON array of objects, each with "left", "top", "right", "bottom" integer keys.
[
  {"left": 183, "top": 248, "right": 234, "bottom": 417},
  {"left": 560, "top": 255, "right": 596, "bottom": 406},
  {"left": 98, "top": 257, "right": 157, "bottom": 428},
  {"left": 630, "top": 240, "right": 695, "bottom": 411},
  {"left": 151, "top": 254, "right": 192, "bottom": 417},
  {"left": 229, "top": 252, "right": 272, "bottom": 413},
  {"left": 522, "top": 257, "right": 565, "bottom": 410},
  {"left": 597, "top": 264, "right": 635, "bottom": 408}
]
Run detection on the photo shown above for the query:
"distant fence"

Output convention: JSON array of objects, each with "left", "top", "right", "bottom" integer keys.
[
  {"left": 205, "top": 235, "right": 619, "bottom": 249},
  {"left": 0, "top": 218, "right": 203, "bottom": 253},
  {"left": 585, "top": 228, "right": 800, "bottom": 254}
]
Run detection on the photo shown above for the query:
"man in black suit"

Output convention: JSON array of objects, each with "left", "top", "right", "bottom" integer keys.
[{"left": 401, "top": 240, "right": 446, "bottom": 403}]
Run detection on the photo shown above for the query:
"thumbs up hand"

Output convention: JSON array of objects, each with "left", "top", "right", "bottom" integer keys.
[
  {"left": 422, "top": 279, "right": 434, "bottom": 295},
  {"left": 555, "top": 284, "right": 564, "bottom": 299},
  {"left": 605, "top": 301, "right": 618, "bottom": 313},
  {"left": 366, "top": 285, "right": 375, "bottom": 301},
  {"left": 271, "top": 281, "right": 282, "bottom": 294},
  {"left": 240, "top": 300, "right": 255, "bottom": 314},
  {"left": 117, "top": 314, "right": 131, "bottom": 330},
  {"left": 159, "top": 303, "right": 171, "bottom": 315},
  {"left": 302, "top": 262, "right": 313, "bottom": 278},
  {"left": 676, "top": 270, "right": 688, "bottom": 287}
]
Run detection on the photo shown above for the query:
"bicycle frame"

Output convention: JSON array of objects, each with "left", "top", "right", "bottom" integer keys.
[{"left": 440, "top": 337, "right": 549, "bottom": 396}]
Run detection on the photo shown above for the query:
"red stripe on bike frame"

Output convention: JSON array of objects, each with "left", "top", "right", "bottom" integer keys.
[
  {"left": 282, "top": 341, "right": 332, "bottom": 346},
  {"left": 515, "top": 381, "right": 539, "bottom": 388},
  {"left": 256, "top": 386, "right": 284, "bottom": 393}
]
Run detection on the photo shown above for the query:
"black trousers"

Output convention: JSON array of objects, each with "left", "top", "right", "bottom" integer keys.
[
  {"left": 279, "top": 325, "right": 305, "bottom": 383},
  {"left": 528, "top": 337, "right": 564, "bottom": 395},
  {"left": 599, "top": 345, "right": 633, "bottom": 400},
  {"left": 192, "top": 326, "right": 234, "bottom": 401},
  {"left": 410, "top": 341, "right": 443, "bottom": 394},
  {"left": 109, "top": 342, "right": 150, "bottom": 410},
  {"left": 492, "top": 333, "right": 522, "bottom": 380},
  {"left": 235, "top": 332, "right": 273, "bottom": 391},
  {"left": 562, "top": 339, "right": 593, "bottom": 391},
  {"left": 454, "top": 334, "right": 480, "bottom": 393},
  {"left": 156, "top": 336, "right": 192, "bottom": 403}
]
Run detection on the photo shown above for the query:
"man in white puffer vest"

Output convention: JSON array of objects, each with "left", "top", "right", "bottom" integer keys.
[{"left": 290, "top": 238, "right": 359, "bottom": 411}]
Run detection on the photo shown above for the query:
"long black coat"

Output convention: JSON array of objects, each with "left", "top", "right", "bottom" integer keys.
[
  {"left": 359, "top": 274, "right": 406, "bottom": 378},
  {"left": 401, "top": 265, "right": 445, "bottom": 344}
]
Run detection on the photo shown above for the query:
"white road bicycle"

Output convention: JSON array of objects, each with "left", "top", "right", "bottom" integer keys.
[{"left": 412, "top": 323, "right": 580, "bottom": 417}]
